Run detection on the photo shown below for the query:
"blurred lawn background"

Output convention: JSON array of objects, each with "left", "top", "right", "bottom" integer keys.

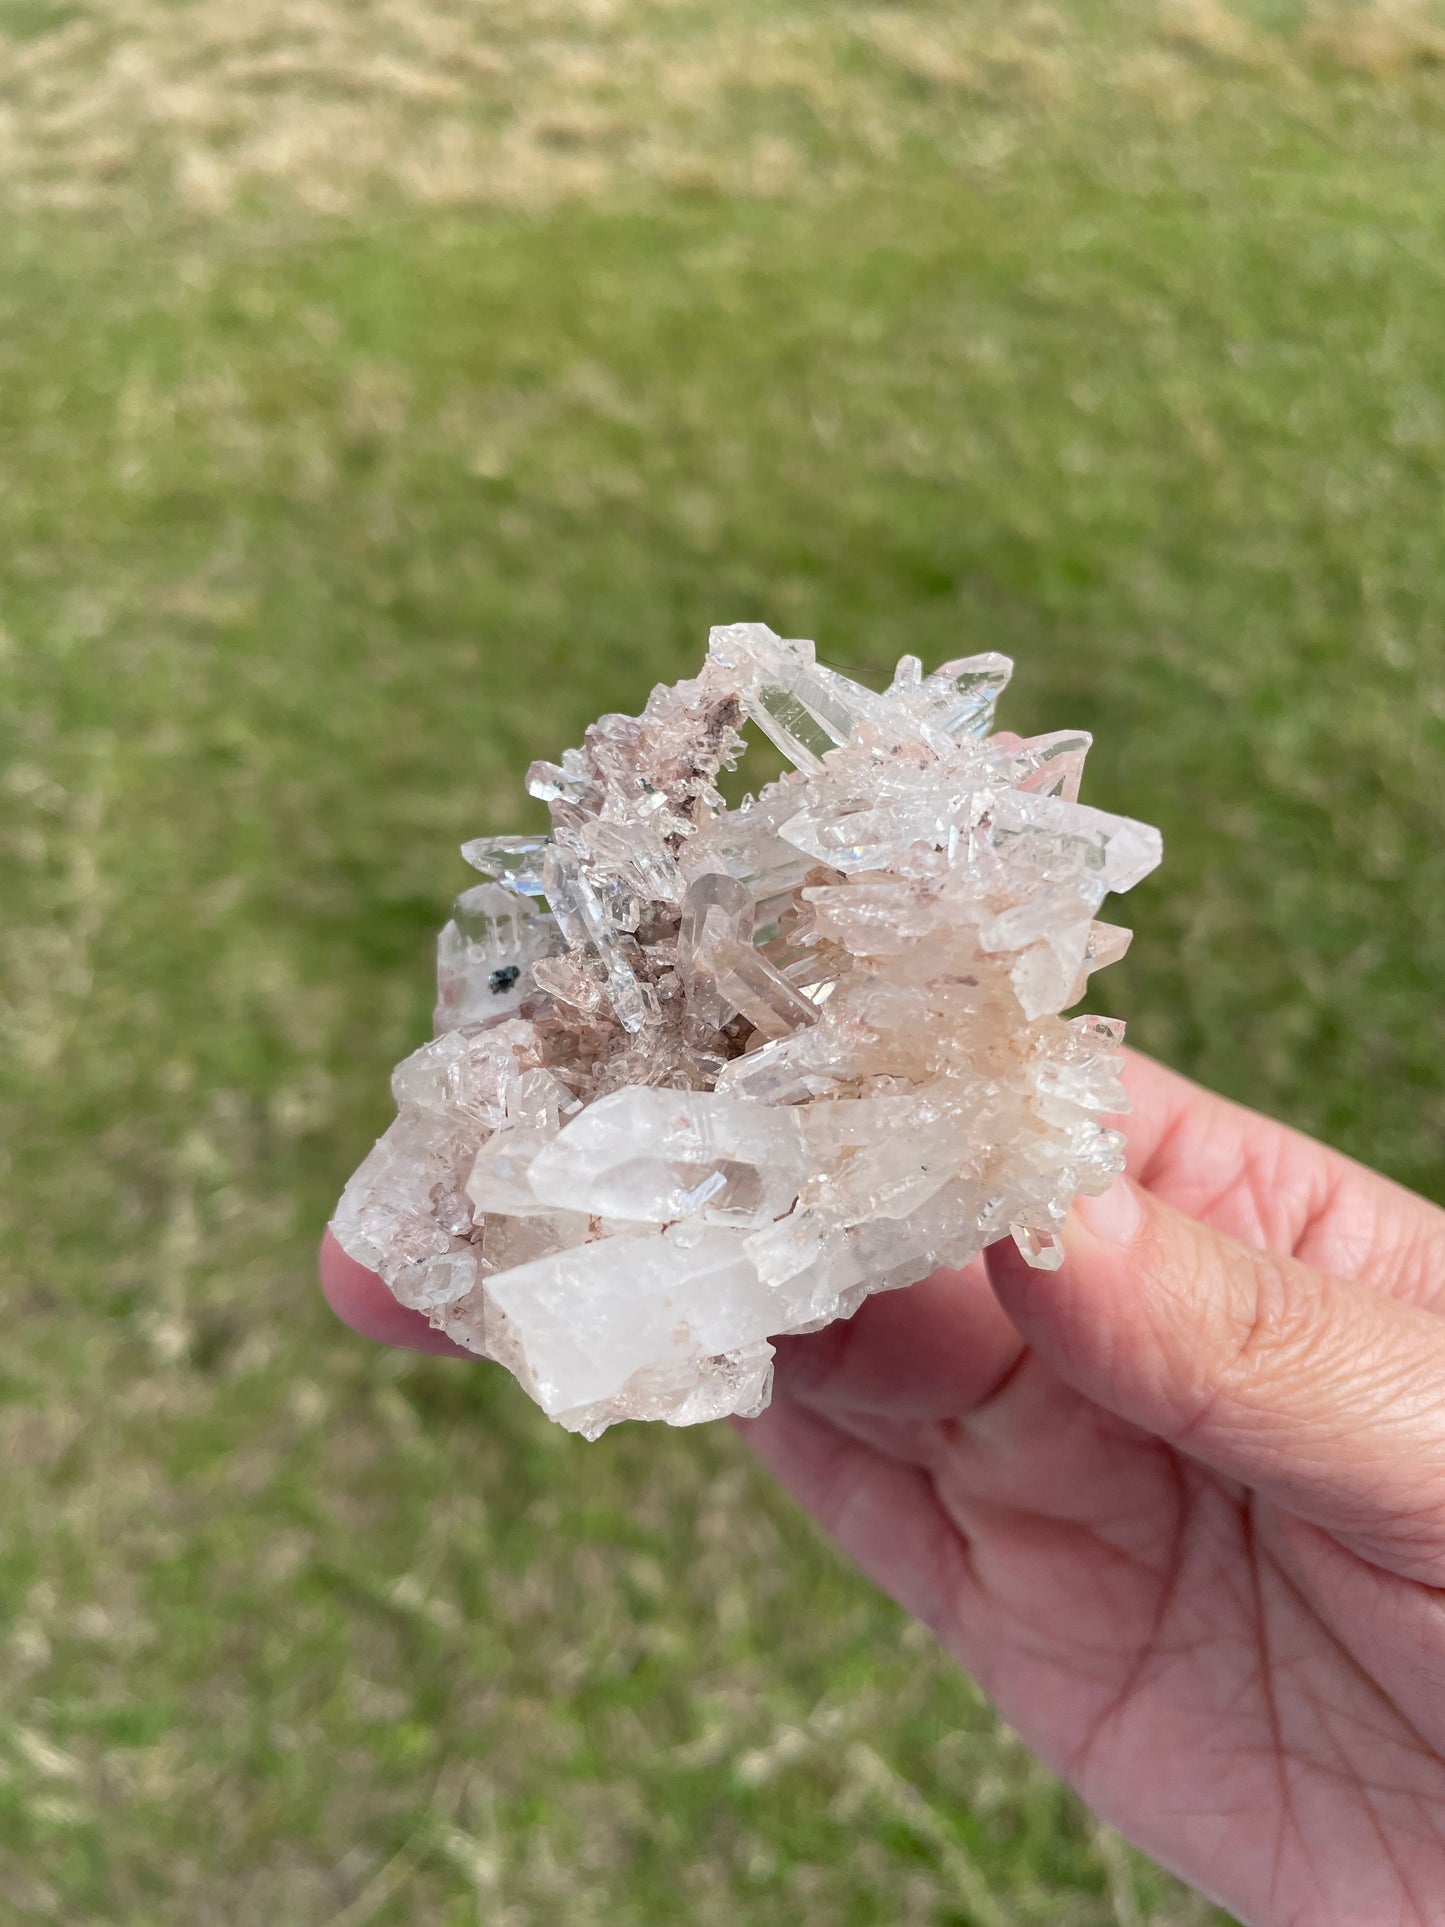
[{"left": 2, "top": 0, "right": 1444, "bottom": 1920}]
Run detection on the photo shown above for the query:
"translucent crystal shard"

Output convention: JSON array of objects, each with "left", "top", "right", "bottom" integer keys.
[
  {"left": 459, "top": 834, "right": 550, "bottom": 895},
  {"left": 1015, "top": 730, "right": 1091, "bottom": 804},
  {"left": 482, "top": 1228, "right": 779, "bottom": 1431},
  {"left": 708, "top": 940, "right": 820, "bottom": 1041},
  {"left": 1010, "top": 1224, "right": 1065, "bottom": 1270},
  {"left": 541, "top": 840, "right": 655, "bottom": 1034},
  {"left": 677, "top": 871, "right": 753, "bottom": 1030},
  {"left": 917, "top": 652, "right": 1014, "bottom": 737},
  {"left": 331, "top": 622, "right": 1162, "bottom": 1435},
  {"left": 524, "top": 1088, "right": 809, "bottom": 1226},
  {"left": 707, "top": 623, "right": 862, "bottom": 773}
]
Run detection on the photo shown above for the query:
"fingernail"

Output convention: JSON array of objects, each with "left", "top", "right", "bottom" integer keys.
[{"left": 1073, "top": 1178, "right": 1143, "bottom": 1246}]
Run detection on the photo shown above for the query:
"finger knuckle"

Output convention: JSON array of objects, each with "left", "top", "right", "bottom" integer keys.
[{"left": 1218, "top": 1251, "right": 1315, "bottom": 1394}]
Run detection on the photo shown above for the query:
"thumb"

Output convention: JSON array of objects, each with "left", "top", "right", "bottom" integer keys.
[{"left": 985, "top": 1179, "right": 1445, "bottom": 1585}]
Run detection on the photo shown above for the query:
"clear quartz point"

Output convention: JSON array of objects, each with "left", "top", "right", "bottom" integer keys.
[
  {"left": 708, "top": 623, "right": 862, "bottom": 772},
  {"left": 678, "top": 871, "right": 753, "bottom": 1029},
  {"left": 459, "top": 834, "right": 551, "bottom": 894},
  {"left": 709, "top": 939, "right": 820, "bottom": 1041},
  {"left": 1010, "top": 1224, "right": 1066, "bottom": 1270},
  {"left": 922, "top": 652, "right": 1014, "bottom": 737},
  {"left": 331, "top": 622, "right": 1161, "bottom": 1435}
]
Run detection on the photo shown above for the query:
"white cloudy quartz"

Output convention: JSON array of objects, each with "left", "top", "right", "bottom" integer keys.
[{"left": 331, "top": 624, "right": 1162, "bottom": 1437}]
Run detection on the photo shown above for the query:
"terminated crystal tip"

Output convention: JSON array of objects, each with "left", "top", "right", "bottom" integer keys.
[{"left": 331, "top": 624, "right": 1162, "bottom": 1437}]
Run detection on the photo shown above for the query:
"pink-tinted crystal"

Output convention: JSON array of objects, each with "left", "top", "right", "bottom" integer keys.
[{"left": 332, "top": 624, "right": 1161, "bottom": 1436}]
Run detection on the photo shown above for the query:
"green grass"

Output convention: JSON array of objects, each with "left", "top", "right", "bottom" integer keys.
[{"left": 3, "top": 0, "right": 1445, "bottom": 1919}]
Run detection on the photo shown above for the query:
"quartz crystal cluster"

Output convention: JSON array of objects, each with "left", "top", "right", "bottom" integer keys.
[{"left": 332, "top": 625, "right": 1162, "bottom": 1437}]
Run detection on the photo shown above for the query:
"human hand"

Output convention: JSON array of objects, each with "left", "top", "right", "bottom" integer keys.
[{"left": 319, "top": 1054, "right": 1445, "bottom": 1925}]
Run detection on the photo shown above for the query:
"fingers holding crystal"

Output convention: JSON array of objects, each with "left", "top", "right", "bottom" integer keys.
[
  {"left": 987, "top": 1181, "right": 1445, "bottom": 1585},
  {"left": 1112, "top": 1052, "right": 1445, "bottom": 1307}
]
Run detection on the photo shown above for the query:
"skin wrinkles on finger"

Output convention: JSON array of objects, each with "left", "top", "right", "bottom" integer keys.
[
  {"left": 989, "top": 1199, "right": 1445, "bottom": 1588},
  {"left": 1146, "top": 1229, "right": 1445, "bottom": 1581},
  {"left": 1111, "top": 1052, "right": 1445, "bottom": 1307}
]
